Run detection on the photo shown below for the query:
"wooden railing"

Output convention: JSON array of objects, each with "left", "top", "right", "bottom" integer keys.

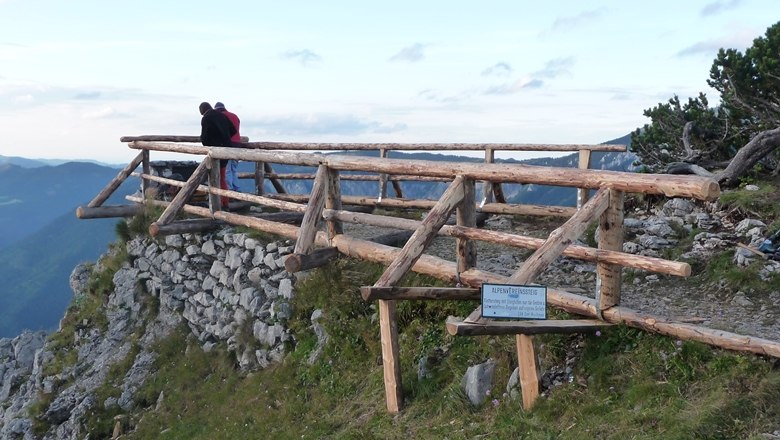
[{"left": 78, "top": 136, "right": 780, "bottom": 414}]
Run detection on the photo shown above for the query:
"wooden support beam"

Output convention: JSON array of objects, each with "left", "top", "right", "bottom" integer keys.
[
  {"left": 88, "top": 151, "right": 145, "bottom": 208},
  {"left": 517, "top": 334, "right": 540, "bottom": 410},
  {"left": 152, "top": 157, "right": 211, "bottom": 228},
  {"left": 597, "top": 189, "right": 625, "bottom": 314},
  {"left": 391, "top": 180, "right": 404, "bottom": 198},
  {"left": 375, "top": 175, "right": 465, "bottom": 287},
  {"left": 284, "top": 247, "right": 340, "bottom": 273},
  {"left": 577, "top": 149, "right": 592, "bottom": 209},
  {"left": 369, "top": 231, "right": 414, "bottom": 247},
  {"left": 479, "top": 202, "right": 575, "bottom": 218},
  {"left": 321, "top": 208, "right": 690, "bottom": 277},
  {"left": 127, "top": 194, "right": 780, "bottom": 359},
  {"left": 445, "top": 317, "right": 612, "bottom": 336},
  {"left": 76, "top": 204, "right": 141, "bottom": 219},
  {"left": 206, "top": 140, "right": 630, "bottom": 152},
  {"left": 264, "top": 162, "right": 287, "bottom": 194},
  {"left": 373, "top": 175, "right": 465, "bottom": 414},
  {"left": 361, "top": 286, "right": 480, "bottom": 301},
  {"left": 325, "top": 167, "right": 343, "bottom": 241},
  {"left": 238, "top": 172, "right": 451, "bottom": 183},
  {"left": 465, "top": 188, "right": 611, "bottom": 323},
  {"left": 293, "top": 165, "right": 329, "bottom": 255},
  {"left": 457, "top": 178, "right": 477, "bottom": 274}
]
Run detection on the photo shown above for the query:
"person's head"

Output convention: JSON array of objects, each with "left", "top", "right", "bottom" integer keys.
[
  {"left": 199, "top": 102, "right": 212, "bottom": 115},
  {"left": 214, "top": 102, "right": 226, "bottom": 111}
]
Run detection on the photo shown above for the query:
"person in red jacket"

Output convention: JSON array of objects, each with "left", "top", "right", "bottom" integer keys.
[
  {"left": 214, "top": 102, "right": 242, "bottom": 192},
  {"left": 199, "top": 101, "right": 235, "bottom": 208}
]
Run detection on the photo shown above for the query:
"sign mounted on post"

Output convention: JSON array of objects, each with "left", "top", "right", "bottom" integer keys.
[{"left": 481, "top": 283, "right": 547, "bottom": 319}]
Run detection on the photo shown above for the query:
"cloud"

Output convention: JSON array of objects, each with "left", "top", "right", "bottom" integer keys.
[
  {"left": 247, "top": 113, "right": 407, "bottom": 136},
  {"left": 546, "top": 8, "right": 606, "bottom": 34},
  {"left": 82, "top": 106, "right": 134, "bottom": 119},
  {"left": 74, "top": 91, "right": 102, "bottom": 100},
  {"left": 675, "top": 30, "right": 755, "bottom": 57},
  {"left": 700, "top": 0, "right": 743, "bottom": 17},
  {"left": 532, "top": 56, "right": 575, "bottom": 79},
  {"left": 481, "top": 62, "right": 512, "bottom": 77},
  {"left": 389, "top": 43, "right": 427, "bottom": 63},
  {"left": 280, "top": 49, "right": 322, "bottom": 67},
  {"left": 482, "top": 56, "right": 572, "bottom": 95}
]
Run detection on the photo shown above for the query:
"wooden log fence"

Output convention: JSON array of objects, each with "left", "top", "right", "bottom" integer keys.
[{"left": 77, "top": 135, "right": 780, "bottom": 415}]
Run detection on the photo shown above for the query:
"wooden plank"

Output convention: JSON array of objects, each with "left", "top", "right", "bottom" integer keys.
[
  {"left": 479, "top": 202, "right": 575, "bottom": 218},
  {"left": 597, "top": 189, "right": 625, "bottom": 314},
  {"left": 149, "top": 218, "right": 223, "bottom": 236},
  {"left": 360, "top": 286, "right": 480, "bottom": 301},
  {"left": 153, "top": 157, "right": 211, "bottom": 226},
  {"left": 76, "top": 204, "right": 141, "bottom": 219},
  {"left": 293, "top": 165, "right": 329, "bottom": 255},
  {"left": 127, "top": 194, "right": 780, "bottom": 359},
  {"left": 202, "top": 147, "right": 721, "bottom": 201},
  {"left": 321, "top": 208, "right": 691, "bottom": 277},
  {"left": 325, "top": 167, "right": 343, "bottom": 241},
  {"left": 577, "top": 149, "right": 592, "bottom": 209},
  {"left": 223, "top": 141, "right": 629, "bottom": 152},
  {"left": 445, "top": 317, "right": 612, "bottom": 336},
  {"left": 375, "top": 176, "right": 465, "bottom": 287},
  {"left": 284, "top": 247, "right": 340, "bottom": 273},
  {"left": 517, "top": 334, "right": 540, "bottom": 410},
  {"left": 457, "top": 178, "right": 477, "bottom": 274},
  {"left": 87, "top": 151, "right": 145, "bottom": 208},
  {"left": 465, "top": 188, "right": 611, "bottom": 323}
]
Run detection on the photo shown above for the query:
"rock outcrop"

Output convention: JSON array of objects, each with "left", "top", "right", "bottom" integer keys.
[{"left": 0, "top": 229, "right": 299, "bottom": 439}]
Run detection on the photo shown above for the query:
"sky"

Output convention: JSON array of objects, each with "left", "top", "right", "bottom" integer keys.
[{"left": 0, "top": 0, "right": 778, "bottom": 163}]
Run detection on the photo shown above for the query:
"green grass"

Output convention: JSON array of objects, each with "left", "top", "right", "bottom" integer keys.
[
  {"left": 120, "top": 258, "right": 780, "bottom": 440},
  {"left": 719, "top": 177, "right": 780, "bottom": 225}
]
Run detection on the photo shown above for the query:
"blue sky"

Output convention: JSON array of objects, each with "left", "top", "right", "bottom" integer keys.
[{"left": 0, "top": 0, "right": 777, "bottom": 163}]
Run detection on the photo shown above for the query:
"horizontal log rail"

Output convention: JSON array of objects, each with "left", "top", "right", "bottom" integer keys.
[
  {"left": 123, "top": 136, "right": 625, "bottom": 152},
  {"left": 322, "top": 209, "right": 691, "bottom": 277},
  {"left": 133, "top": 172, "right": 307, "bottom": 213},
  {"left": 76, "top": 204, "right": 142, "bottom": 219},
  {"left": 125, "top": 194, "right": 780, "bottom": 358},
  {"left": 237, "top": 171, "right": 452, "bottom": 183},
  {"left": 126, "top": 143, "right": 717, "bottom": 201}
]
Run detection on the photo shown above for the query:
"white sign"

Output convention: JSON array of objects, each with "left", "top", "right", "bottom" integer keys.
[{"left": 481, "top": 283, "right": 547, "bottom": 319}]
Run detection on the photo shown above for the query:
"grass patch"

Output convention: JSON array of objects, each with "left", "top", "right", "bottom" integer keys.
[
  {"left": 125, "top": 258, "right": 780, "bottom": 439},
  {"left": 719, "top": 178, "right": 780, "bottom": 224},
  {"left": 704, "top": 250, "right": 780, "bottom": 292}
]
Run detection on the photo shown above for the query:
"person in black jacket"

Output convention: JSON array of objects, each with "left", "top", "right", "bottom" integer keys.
[{"left": 199, "top": 102, "right": 236, "bottom": 208}]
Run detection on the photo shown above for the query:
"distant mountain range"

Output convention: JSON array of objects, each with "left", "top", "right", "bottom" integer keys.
[
  {"left": 0, "top": 154, "right": 123, "bottom": 169},
  {"left": 0, "top": 135, "right": 633, "bottom": 337}
]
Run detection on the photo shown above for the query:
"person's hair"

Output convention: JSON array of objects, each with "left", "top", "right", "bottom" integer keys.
[{"left": 199, "top": 102, "right": 212, "bottom": 115}]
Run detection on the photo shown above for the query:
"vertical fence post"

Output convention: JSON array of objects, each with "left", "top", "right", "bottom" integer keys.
[
  {"left": 208, "top": 158, "right": 222, "bottom": 212},
  {"left": 378, "top": 148, "right": 389, "bottom": 202},
  {"left": 516, "top": 334, "right": 540, "bottom": 410},
  {"left": 577, "top": 149, "right": 592, "bottom": 209},
  {"left": 596, "top": 188, "right": 624, "bottom": 315},
  {"left": 255, "top": 161, "right": 265, "bottom": 196},
  {"left": 456, "top": 178, "right": 476, "bottom": 274},
  {"left": 325, "top": 167, "right": 343, "bottom": 242},
  {"left": 294, "top": 164, "right": 329, "bottom": 255},
  {"left": 141, "top": 149, "right": 150, "bottom": 196},
  {"left": 480, "top": 148, "right": 495, "bottom": 208}
]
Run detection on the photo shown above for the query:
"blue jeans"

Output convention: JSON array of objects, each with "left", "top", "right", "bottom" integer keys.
[{"left": 225, "top": 160, "right": 240, "bottom": 191}]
